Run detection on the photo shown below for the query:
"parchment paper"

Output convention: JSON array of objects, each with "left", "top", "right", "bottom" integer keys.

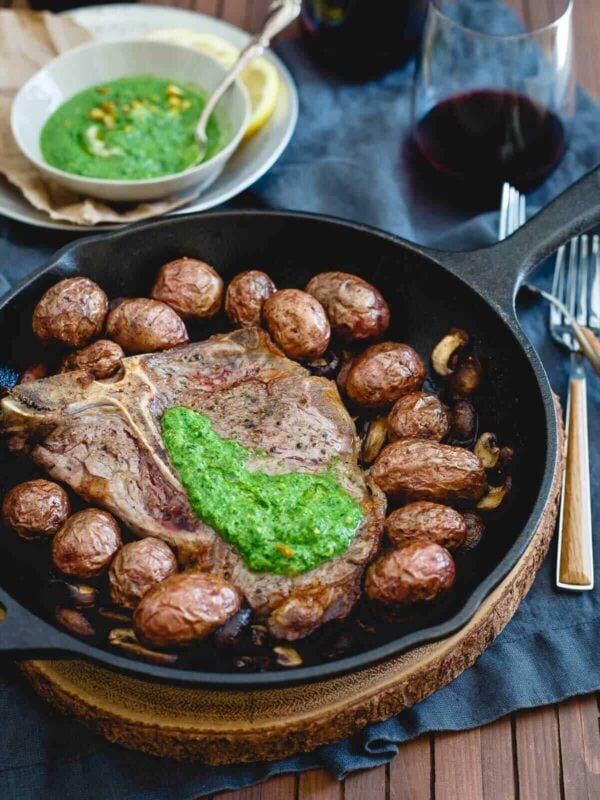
[{"left": 0, "top": 10, "right": 197, "bottom": 226}]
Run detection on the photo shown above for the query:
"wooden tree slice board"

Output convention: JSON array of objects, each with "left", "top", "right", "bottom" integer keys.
[{"left": 18, "top": 404, "right": 564, "bottom": 765}]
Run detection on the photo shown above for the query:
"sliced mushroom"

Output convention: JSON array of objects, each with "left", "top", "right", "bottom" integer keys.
[
  {"left": 431, "top": 329, "right": 469, "bottom": 377},
  {"left": 498, "top": 446, "right": 515, "bottom": 473},
  {"left": 361, "top": 417, "right": 388, "bottom": 464},
  {"left": 97, "top": 606, "right": 133, "bottom": 624},
  {"left": 476, "top": 476, "right": 512, "bottom": 510},
  {"left": 44, "top": 579, "right": 98, "bottom": 610},
  {"left": 306, "top": 350, "right": 340, "bottom": 378},
  {"left": 474, "top": 432, "right": 500, "bottom": 469},
  {"left": 448, "top": 400, "right": 478, "bottom": 445},
  {"left": 55, "top": 607, "right": 96, "bottom": 637},
  {"left": 234, "top": 654, "right": 272, "bottom": 671},
  {"left": 447, "top": 356, "right": 483, "bottom": 398},
  {"left": 462, "top": 513, "right": 485, "bottom": 549},
  {"left": 64, "top": 582, "right": 98, "bottom": 609},
  {"left": 213, "top": 608, "right": 253, "bottom": 650},
  {"left": 273, "top": 645, "right": 303, "bottom": 668},
  {"left": 108, "top": 627, "right": 178, "bottom": 666},
  {"left": 251, "top": 624, "right": 269, "bottom": 648}
]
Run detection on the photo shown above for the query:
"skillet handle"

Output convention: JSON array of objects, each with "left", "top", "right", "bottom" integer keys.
[
  {"left": 435, "top": 165, "right": 600, "bottom": 314},
  {"left": 0, "top": 588, "right": 86, "bottom": 658}
]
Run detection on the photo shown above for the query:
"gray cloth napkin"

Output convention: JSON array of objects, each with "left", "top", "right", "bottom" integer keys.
[{"left": 1, "top": 17, "right": 599, "bottom": 800}]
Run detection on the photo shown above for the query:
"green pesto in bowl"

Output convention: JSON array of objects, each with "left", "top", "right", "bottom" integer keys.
[
  {"left": 40, "top": 75, "right": 226, "bottom": 180},
  {"left": 161, "top": 407, "right": 364, "bottom": 576}
]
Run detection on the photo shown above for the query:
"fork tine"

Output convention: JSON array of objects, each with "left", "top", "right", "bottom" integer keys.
[
  {"left": 550, "top": 244, "right": 567, "bottom": 333},
  {"left": 499, "top": 182, "right": 510, "bottom": 240},
  {"left": 509, "top": 187, "right": 518, "bottom": 235},
  {"left": 518, "top": 193, "right": 526, "bottom": 227},
  {"left": 576, "top": 234, "right": 589, "bottom": 326},
  {"left": 566, "top": 237, "right": 579, "bottom": 349},
  {"left": 589, "top": 235, "right": 600, "bottom": 330}
]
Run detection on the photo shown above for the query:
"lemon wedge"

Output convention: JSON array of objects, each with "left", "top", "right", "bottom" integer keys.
[
  {"left": 238, "top": 58, "right": 280, "bottom": 138},
  {"left": 146, "top": 28, "right": 280, "bottom": 137}
]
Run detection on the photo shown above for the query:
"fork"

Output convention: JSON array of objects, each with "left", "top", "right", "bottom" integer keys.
[{"left": 500, "top": 183, "right": 595, "bottom": 591}]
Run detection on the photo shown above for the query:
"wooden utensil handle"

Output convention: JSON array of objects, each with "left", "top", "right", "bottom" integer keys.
[
  {"left": 581, "top": 327, "right": 600, "bottom": 374},
  {"left": 557, "top": 373, "right": 594, "bottom": 589}
]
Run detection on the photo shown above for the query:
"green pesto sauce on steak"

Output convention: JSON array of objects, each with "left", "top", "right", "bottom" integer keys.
[{"left": 161, "top": 407, "right": 364, "bottom": 576}]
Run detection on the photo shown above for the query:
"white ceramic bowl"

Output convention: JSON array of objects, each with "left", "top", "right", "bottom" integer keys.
[{"left": 11, "top": 40, "right": 250, "bottom": 202}]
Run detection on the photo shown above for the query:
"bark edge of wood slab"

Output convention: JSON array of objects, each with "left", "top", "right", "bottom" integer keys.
[{"left": 16, "top": 398, "right": 563, "bottom": 765}]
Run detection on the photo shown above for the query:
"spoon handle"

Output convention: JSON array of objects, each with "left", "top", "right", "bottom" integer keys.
[{"left": 196, "top": 0, "right": 301, "bottom": 143}]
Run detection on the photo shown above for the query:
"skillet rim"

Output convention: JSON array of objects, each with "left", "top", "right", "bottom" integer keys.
[{"left": 0, "top": 209, "right": 558, "bottom": 688}]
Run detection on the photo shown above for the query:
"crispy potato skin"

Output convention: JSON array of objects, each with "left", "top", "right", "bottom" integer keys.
[
  {"left": 305, "top": 271, "right": 390, "bottom": 341},
  {"left": 52, "top": 509, "right": 122, "bottom": 578},
  {"left": 372, "top": 439, "right": 487, "bottom": 503},
  {"left": 344, "top": 342, "right": 426, "bottom": 409},
  {"left": 388, "top": 391, "right": 450, "bottom": 442},
  {"left": 60, "top": 339, "right": 124, "bottom": 379},
  {"left": 225, "top": 270, "right": 276, "bottom": 328},
  {"left": 365, "top": 541, "right": 456, "bottom": 605},
  {"left": 267, "top": 595, "right": 325, "bottom": 641},
  {"left": 106, "top": 298, "right": 188, "bottom": 354},
  {"left": 151, "top": 258, "right": 224, "bottom": 321},
  {"left": 2, "top": 479, "right": 70, "bottom": 539},
  {"left": 109, "top": 538, "right": 178, "bottom": 610},
  {"left": 263, "top": 289, "right": 331, "bottom": 360},
  {"left": 385, "top": 501, "right": 466, "bottom": 550},
  {"left": 32, "top": 277, "right": 108, "bottom": 348},
  {"left": 134, "top": 572, "right": 241, "bottom": 648}
]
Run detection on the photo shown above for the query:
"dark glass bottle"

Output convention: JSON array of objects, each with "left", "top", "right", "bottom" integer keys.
[{"left": 300, "top": 0, "right": 428, "bottom": 80}]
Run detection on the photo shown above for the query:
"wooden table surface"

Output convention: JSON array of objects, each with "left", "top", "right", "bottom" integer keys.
[
  {"left": 2, "top": 0, "right": 599, "bottom": 798},
  {"left": 155, "top": 3, "right": 600, "bottom": 799}
]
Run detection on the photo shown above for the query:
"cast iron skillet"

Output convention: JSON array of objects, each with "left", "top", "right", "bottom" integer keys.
[{"left": 0, "top": 167, "right": 599, "bottom": 688}]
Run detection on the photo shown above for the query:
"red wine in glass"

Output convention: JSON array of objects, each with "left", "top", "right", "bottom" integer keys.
[{"left": 414, "top": 89, "right": 567, "bottom": 200}]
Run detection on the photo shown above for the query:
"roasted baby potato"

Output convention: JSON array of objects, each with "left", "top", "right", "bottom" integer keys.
[
  {"left": 106, "top": 298, "right": 188, "bottom": 354},
  {"left": 134, "top": 572, "right": 241, "bottom": 649},
  {"left": 263, "top": 289, "right": 331, "bottom": 360},
  {"left": 365, "top": 541, "right": 456, "bottom": 606},
  {"left": 387, "top": 391, "right": 450, "bottom": 442},
  {"left": 385, "top": 501, "right": 467, "bottom": 550},
  {"left": 52, "top": 509, "right": 122, "bottom": 578},
  {"left": 267, "top": 595, "right": 324, "bottom": 641},
  {"left": 2, "top": 479, "right": 70, "bottom": 540},
  {"left": 32, "top": 277, "right": 108, "bottom": 348},
  {"left": 343, "top": 342, "right": 426, "bottom": 409},
  {"left": 225, "top": 270, "right": 276, "bottom": 328},
  {"left": 109, "top": 538, "right": 178, "bottom": 610},
  {"left": 60, "top": 339, "right": 124, "bottom": 380},
  {"left": 305, "top": 271, "right": 390, "bottom": 341},
  {"left": 151, "top": 257, "right": 224, "bottom": 321},
  {"left": 372, "top": 439, "right": 487, "bottom": 503}
]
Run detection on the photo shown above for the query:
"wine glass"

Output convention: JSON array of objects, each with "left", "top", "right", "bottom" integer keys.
[{"left": 412, "top": 0, "right": 574, "bottom": 206}]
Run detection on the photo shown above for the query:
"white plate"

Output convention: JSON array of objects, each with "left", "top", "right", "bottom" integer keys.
[{"left": 0, "top": 3, "right": 298, "bottom": 231}]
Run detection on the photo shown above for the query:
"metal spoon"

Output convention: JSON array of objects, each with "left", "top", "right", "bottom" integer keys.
[{"left": 195, "top": 0, "right": 301, "bottom": 162}]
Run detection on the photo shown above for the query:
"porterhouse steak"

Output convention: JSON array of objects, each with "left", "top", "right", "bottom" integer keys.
[{"left": 1, "top": 328, "right": 385, "bottom": 640}]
